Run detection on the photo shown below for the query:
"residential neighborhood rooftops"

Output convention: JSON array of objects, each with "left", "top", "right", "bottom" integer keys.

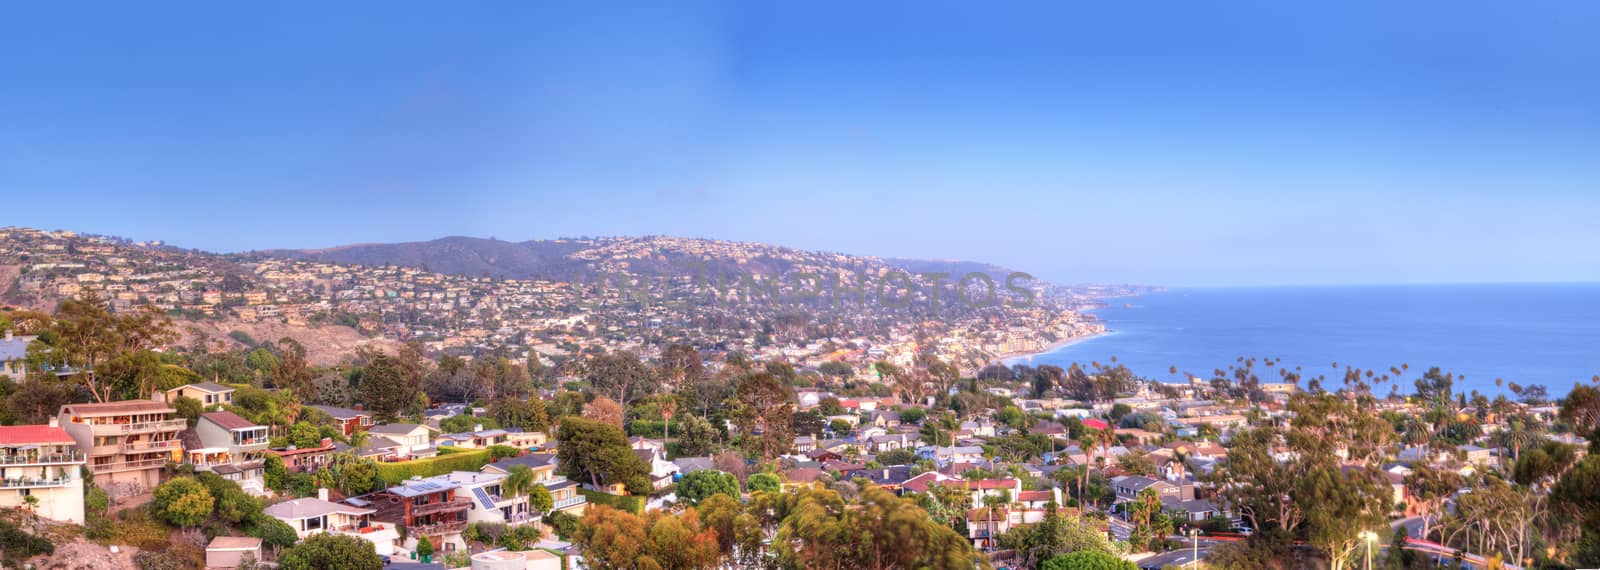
[
  {"left": 263, "top": 497, "right": 375, "bottom": 520},
  {"left": 310, "top": 405, "right": 369, "bottom": 420},
  {"left": 201, "top": 411, "right": 260, "bottom": 431},
  {"left": 60, "top": 399, "right": 175, "bottom": 416},
  {"left": 176, "top": 382, "right": 233, "bottom": 394},
  {"left": 0, "top": 425, "right": 75, "bottom": 445}
]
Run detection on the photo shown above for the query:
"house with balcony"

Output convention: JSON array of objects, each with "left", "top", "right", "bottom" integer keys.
[
  {"left": 165, "top": 382, "right": 235, "bottom": 409},
  {"left": 0, "top": 423, "right": 87, "bottom": 524},
  {"left": 431, "top": 471, "right": 539, "bottom": 527},
  {"left": 361, "top": 479, "right": 472, "bottom": 554},
  {"left": 435, "top": 426, "right": 544, "bottom": 450},
  {"left": 264, "top": 489, "right": 399, "bottom": 556},
  {"left": 266, "top": 438, "right": 339, "bottom": 473},
  {"left": 186, "top": 412, "right": 269, "bottom": 495},
  {"left": 311, "top": 405, "right": 374, "bottom": 436},
  {"left": 58, "top": 396, "right": 186, "bottom": 498},
  {"left": 481, "top": 454, "right": 587, "bottom": 516}
]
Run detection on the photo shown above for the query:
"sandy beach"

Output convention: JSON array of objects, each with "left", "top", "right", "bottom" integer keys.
[{"left": 994, "top": 329, "right": 1114, "bottom": 367}]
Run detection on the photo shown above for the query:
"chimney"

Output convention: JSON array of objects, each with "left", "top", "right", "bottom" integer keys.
[
  {"left": 152, "top": 391, "right": 164, "bottom": 403},
  {"left": 320, "top": 437, "right": 333, "bottom": 448},
  {"left": 318, "top": 488, "right": 329, "bottom": 502},
  {"left": 47, "top": 417, "right": 59, "bottom": 428},
  {"left": 1053, "top": 487, "right": 1063, "bottom": 506},
  {"left": 474, "top": 424, "right": 483, "bottom": 433}
]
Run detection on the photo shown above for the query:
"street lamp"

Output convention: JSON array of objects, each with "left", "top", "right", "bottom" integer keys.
[
  {"left": 1358, "top": 530, "right": 1378, "bottom": 570},
  {"left": 1188, "top": 528, "right": 1201, "bottom": 569}
]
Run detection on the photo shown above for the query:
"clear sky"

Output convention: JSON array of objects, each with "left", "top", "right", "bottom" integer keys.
[{"left": 3, "top": 2, "right": 1597, "bottom": 287}]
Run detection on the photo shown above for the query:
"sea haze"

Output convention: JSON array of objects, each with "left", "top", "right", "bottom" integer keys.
[{"left": 1015, "top": 284, "right": 1600, "bottom": 398}]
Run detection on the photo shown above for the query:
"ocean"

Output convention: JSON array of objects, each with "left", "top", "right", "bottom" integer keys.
[{"left": 1011, "top": 284, "right": 1600, "bottom": 398}]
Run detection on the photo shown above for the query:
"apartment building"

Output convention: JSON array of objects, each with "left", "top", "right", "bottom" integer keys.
[
  {"left": 360, "top": 479, "right": 471, "bottom": 553},
  {"left": 58, "top": 396, "right": 185, "bottom": 497},
  {"left": 430, "top": 471, "right": 538, "bottom": 527},
  {"left": 0, "top": 423, "right": 87, "bottom": 524}
]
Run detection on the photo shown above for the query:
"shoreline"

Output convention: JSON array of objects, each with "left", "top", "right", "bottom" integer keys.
[{"left": 994, "top": 329, "right": 1114, "bottom": 367}]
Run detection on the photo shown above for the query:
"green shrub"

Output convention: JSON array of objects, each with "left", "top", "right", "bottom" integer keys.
[
  {"left": 374, "top": 448, "right": 496, "bottom": 484},
  {"left": 577, "top": 489, "right": 644, "bottom": 514}
]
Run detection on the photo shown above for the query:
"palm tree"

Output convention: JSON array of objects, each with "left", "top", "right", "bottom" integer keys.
[
  {"left": 505, "top": 465, "right": 536, "bottom": 499},
  {"left": 1170, "top": 449, "right": 1191, "bottom": 481}
]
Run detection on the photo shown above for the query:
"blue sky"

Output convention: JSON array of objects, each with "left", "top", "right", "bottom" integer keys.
[{"left": 2, "top": 1, "right": 1597, "bottom": 286}]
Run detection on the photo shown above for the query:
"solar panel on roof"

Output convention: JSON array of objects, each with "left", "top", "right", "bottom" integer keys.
[{"left": 471, "top": 487, "right": 495, "bottom": 510}]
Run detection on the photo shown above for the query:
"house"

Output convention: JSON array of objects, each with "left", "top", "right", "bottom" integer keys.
[
  {"left": 921, "top": 445, "right": 985, "bottom": 466},
  {"left": 792, "top": 436, "right": 816, "bottom": 453},
  {"left": 359, "top": 479, "right": 472, "bottom": 554},
  {"left": 58, "top": 396, "right": 186, "bottom": 498},
  {"left": 204, "top": 536, "right": 262, "bottom": 570},
  {"left": 1016, "top": 489, "right": 1061, "bottom": 509},
  {"left": 1111, "top": 475, "right": 1190, "bottom": 515},
  {"left": 266, "top": 438, "right": 339, "bottom": 473},
  {"left": 264, "top": 490, "right": 400, "bottom": 556},
  {"left": 841, "top": 465, "right": 913, "bottom": 490},
  {"left": 1162, "top": 497, "right": 1223, "bottom": 522},
  {"left": 782, "top": 468, "right": 824, "bottom": 489},
  {"left": 368, "top": 423, "right": 439, "bottom": 460},
  {"left": 166, "top": 382, "right": 236, "bottom": 408},
  {"left": 0, "top": 423, "right": 87, "bottom": 524},
  {"left": 967, "top": 505, "right": 1088, "bottom": 551},
  {"left": 188, "top": 411, "right": 270, "bottom": 495},
  {"left": 632, "top": 439, "right": 680, "bottom": 490},
  {"left": 806, "top": 449, "right": 843, "bottom": 463},
  {"left": 311, "top": 405, "right": 374, "bottom": 436},
  {"left": 431, "top": 471, "right": 538, "bottom": 527},
  {"left": 967, "top": 478, "right": 1023, "bottom": 506},
  {"left": 900, "top": 471, "right": 962, "bottom": 494},
  {"left": 1458, "top": 444, "right": 1494, "bottom": 466},
  {"left": 0, "top": 330, "right": 36, "bottom": 383},
  {"left": 482, "top": 454, "right": 587, "bottom": 516},
  {"left": 866, "top": 433, "right": 917, "bottom": 453}
]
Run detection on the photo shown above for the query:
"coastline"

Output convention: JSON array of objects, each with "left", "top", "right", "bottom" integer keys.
[{"left": 995, "top": 330, "right": 1114, "bottom": 367}]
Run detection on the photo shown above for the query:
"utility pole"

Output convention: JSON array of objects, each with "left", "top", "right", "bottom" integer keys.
[{"left": 1189, "top": 528, "right": 1200, "bottom": 569}]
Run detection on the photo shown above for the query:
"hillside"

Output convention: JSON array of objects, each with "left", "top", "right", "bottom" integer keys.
[{"left": 254, "top": 235, "right": 1031, "bottom": 283}]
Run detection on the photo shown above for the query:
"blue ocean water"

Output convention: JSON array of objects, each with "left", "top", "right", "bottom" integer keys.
[{"left": 1015, "top": 284, "right": 1600, "bottom": 398}]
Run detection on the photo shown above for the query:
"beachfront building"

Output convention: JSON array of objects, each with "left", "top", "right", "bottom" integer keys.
[
  {"left": 0, "top": 423, "right": 87, "bottom": 524},
  {"left": 58, "top": 396, "right": 185, "bottom": 498}
]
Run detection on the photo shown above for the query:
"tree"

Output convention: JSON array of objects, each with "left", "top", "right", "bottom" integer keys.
[
  {"left": 528, "top": 484, "right": 553, "bottom": 515},
  {"left": 585, "top": 351, "right": 655, "bottom": 406},
  {"left": 997, "top": 502, "right": 1120, "bottom": 568},
  {"left": 829, "top": 419, "right": 853, "bottom": 436},
  {"left": 415, "top": 535, "right": 434, "bottom": 561},
  {"left": 1043, "top": 551, "right": 1137, "bottom": 570},
  {"left": 731, "top": 372, "right": 794, "bottom": 459},
  {"left": 818, "top": 397, "right": 845, "bottom": 416},
  {"left": 172, "top": 395, "right": 204, "bottom": 426},
  {"left": 355, "top": 347, "right": 424, "bottom": 423},
  {"left": 1404, "top": 463, "right": 1463, "bottom": 541},
  {"left": 152, "top": 477, "right": 213, "bottom": 528},
  {"left": 675, "top": 414, "right": 720, "bottom": 457},
  {"left": 491, "top": 397, "right": 549, "bottom": 432},
  {"left": 877, "top": 448, "right": 916, "bottom": 466},
  {"left": 746, "top": 472, "right": 781, "bottom": 494},
  {"left": 679, "top": 470, "right": 740, "bottom": 506},
  {"left": 250, "top": 516, "right": 298, "bottom": 550},
  {"left": 573, "top": 504, "right": 720, "bottom": 570},
  {"left": 792, "top": 410, "right": 825, "bottom": 437},
  {"left": 582, "top": 396, "right": 624, "bottom": 428},
  {"left": 276, "top": 533, "right": 382, "bottom": 570},
  {"left": 272, "top": 338, "right": 313, "bottom": 394},
  {"left": 772, "top": 484, "right": 978, "bottom": 570},
  {"left": 1299, "top": 465, "right": 1392, "bottom": 570},
  {"left": 556, "top": 417, "right": 651, "bottom": 494},
  {"left": 899, "top": 406, "right": 927, "bottom": 425}
]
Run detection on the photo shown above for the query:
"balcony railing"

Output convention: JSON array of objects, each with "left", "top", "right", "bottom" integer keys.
[
  {"left": 0, "top": 452, "right": 85, "bottom": 465},
  {"left": 540, "top": 475, "right": 568, "bottom": 485},
  {"left": 411, "top": 520, "right": 467, "bottom": 537},
  {"left": 90, "top": 419, "right": 186, "bottom": 435},
  {"left": 89, "top": 457, "right": 167, "bottom": 473},
  {"left": 410, "top": 498, "right": 472, "bottom": 516},
  {"left": 552, "top": 495, "right": 587, "bottom": 510},
  {"left": 0, "top": 477, "right": 73, "bottom": 489},
  {"left": 121, "top": 440, "right": 180, "bottom": 453}
]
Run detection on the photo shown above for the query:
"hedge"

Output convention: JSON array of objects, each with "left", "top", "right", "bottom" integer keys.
[
  {"left": 578, "top": 489, "right": 645, "bottom": 515},
  {"left": 376, "top": 449, "right": 495, "bottom": 485}
]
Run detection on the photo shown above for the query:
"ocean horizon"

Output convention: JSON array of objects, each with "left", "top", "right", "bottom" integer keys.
[{"left": 1013, "top": 283, "right": 1600, "bottom": 398}]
